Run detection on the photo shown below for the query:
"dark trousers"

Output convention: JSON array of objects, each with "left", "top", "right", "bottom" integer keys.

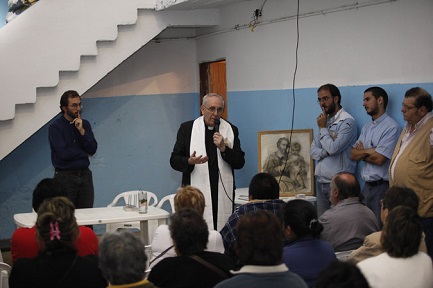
[
  {"left": 421, "top": 216, "right": 433, "bottom": 259},
  {"left": 362, "top": 181, "right": 388, "bottom": 228},
  {"left": 54, "top": 168, "right": 94, "bottom": 209}
]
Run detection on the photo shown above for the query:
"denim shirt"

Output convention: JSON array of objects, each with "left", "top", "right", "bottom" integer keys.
[
  {"left": 355, "top": 113, "right": 401, "bottom": 181},
  {"left": 310, "top": 108, "right": 357, "bottom": 183}
]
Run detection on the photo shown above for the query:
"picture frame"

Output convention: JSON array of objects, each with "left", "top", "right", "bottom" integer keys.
[{"left": 258, "top": 129, "right": 314, "bottom": 196}]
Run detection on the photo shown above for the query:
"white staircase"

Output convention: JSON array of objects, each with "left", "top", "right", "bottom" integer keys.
[{"left": 0, "top": 0, "right": 219, "bottom": 160}]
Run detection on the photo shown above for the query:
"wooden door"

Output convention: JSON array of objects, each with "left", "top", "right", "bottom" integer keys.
[{"left": 199, "top": 60, "right": 227, "bottom": 120}]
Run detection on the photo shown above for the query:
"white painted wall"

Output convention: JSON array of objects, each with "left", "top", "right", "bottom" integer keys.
[{"left": 196, "top": 0, "right": 433, "bottom": 90}]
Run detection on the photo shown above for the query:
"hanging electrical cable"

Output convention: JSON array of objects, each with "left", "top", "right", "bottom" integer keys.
[{"left": 277, "top": 0, "right": 301, "bottom": 191}]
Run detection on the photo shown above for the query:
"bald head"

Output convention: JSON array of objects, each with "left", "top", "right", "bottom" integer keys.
[{"left": 331, "top": 172, "right": 361, "bottom": 203}]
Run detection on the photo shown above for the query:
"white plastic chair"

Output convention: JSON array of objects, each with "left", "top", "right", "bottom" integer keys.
[
  {"left": 335, "top": 250, "right": 354, "bottom": 262},
  {"left": 147, "top": 194, "right": 176, "bottom": 242},
  {"left": 105, "top": 190, "right": 158, "bottom": 233},
  {"left": 0, "top": 262, "right": 11, "bottom": 288},
  {"left": 144, "top": 245, "right": 152, "bottom": 277},
  {"left": 156, "top": 194, "right": 176, "bottom": 213}
]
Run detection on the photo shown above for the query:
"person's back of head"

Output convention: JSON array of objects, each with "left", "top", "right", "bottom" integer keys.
[
  {"left": 99, "top": 230, "right": 147, "bottom": 285},
  {"left": 249, "top": 172, "right": 280, "bottom": 200},
  {"left": 36, "top": 196, "right": 79, "bottom": 253},
  {"left": 382, "top": 186, "right": 419, "bottom": 212},
  {"left": 331, "top": 172, "right": 361, "bottom": 201},
  {"left": 170, "top": 208, "right": 209, "bottom": 255},
  {"left": 236, "top": 210, "right": 283, "bottom": 266},
  {"left": 382, "top": 205, "right": 422, "bottom": 258},
  {"left": 32, "top": 178, "right": 68, "bottom": 212},
  {"left": 174, "top": 186, "right": 205, "bottom": 216},
  {"left": 316, "top": 260, "right": 369, "bottom": 288},
  {"left": 283, "top": 199, "right": 323, "bottom": 239}
]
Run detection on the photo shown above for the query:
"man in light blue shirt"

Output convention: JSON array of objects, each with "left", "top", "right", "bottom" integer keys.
[
  {"left": 351, "top": 87, "right": 401, "bottom": 226},
  {"left": 310, "top": 84, "right": 358, "bottom": 216}
]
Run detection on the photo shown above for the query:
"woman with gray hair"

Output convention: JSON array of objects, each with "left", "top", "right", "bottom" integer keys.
[{"left": 99, "top": 230, "right": 157, "bottom": 288}]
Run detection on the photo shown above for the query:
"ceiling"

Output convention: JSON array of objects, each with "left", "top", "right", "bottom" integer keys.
[{"left": 156, "top": 0, "right": 255, "bottom": 39}]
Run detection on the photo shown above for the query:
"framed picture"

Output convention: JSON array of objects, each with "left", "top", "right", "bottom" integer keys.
[{"left": 258, "top": 129, "right": 314, "bottom": 196}]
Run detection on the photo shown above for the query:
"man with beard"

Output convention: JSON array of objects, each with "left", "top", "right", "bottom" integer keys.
[
  {"left": 263, "top": 138, "right": 308, "bottom": 193},
  {"left": 350, "top": 87, "right": 400, "bottom": 226},
  {"left": 263, "top": 137, "right": 291, "bottom": 191},
  {"left": 310, "top": 84, "right": 357, "bottom": 216},
  {"left": 49, "top": 90, "right": 98, "bottom": 209}
]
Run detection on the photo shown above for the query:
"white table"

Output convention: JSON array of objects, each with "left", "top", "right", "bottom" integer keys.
[
  {"left": 13, "top": 206, "right": 169, "bottom": 245},
  {"left": 235, "top": 187, "right": 317, "bottom": 206}
]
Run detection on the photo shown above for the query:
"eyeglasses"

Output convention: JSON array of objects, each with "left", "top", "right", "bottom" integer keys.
[
  {"left": 68, "top": 103, "right": 83, "bottom": 109},
  {"left": 401, "top": 104, "right": 417, "bottom": 110},
  {"left": 317, "top": 96, "right": 332, "bottom": 103},
  {"left": 202, "top": 105, "right": 224, "bottom": 114}
]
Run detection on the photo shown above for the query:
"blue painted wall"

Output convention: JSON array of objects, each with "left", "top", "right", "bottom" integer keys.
[
  {"left": 229, "top": 83, "right": 433, "bottom": 185},
  {"left": 2, "top": 83, "right": 432, "bottom": 240},
  {"left": 0, "top": 93, "right": 199, "bottom": 238},
  {"left": 0, "top": 0, "right": 7, "bottom": 28}
]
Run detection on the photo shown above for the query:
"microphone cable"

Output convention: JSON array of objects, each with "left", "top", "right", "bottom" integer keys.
[
  {"left": 214, "top": 118, "right": 235, "bottom": 212},
  {"left": 277, "top": 0, "right": 300, "bottom": 189},
  {"left": 218, "top": 169, "right": 235, "bottom": 213}
]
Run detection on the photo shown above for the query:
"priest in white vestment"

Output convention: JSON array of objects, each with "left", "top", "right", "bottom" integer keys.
[{"left": 170, "top": 93, "right": 245, "bottom": 230}]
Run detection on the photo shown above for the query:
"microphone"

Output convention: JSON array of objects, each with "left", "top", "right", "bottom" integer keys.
[{"left": 214, "top": 119, "right": 220, "bottom": 133}]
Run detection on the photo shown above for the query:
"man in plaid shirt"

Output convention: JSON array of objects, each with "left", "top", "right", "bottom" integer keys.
[{"left": 220, "top": 173, "right": 285, "bottom": 267}]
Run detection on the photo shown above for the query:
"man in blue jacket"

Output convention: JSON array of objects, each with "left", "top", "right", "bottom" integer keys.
[{"left": 310, "top": 84, "right": 357, "bottom": 216}]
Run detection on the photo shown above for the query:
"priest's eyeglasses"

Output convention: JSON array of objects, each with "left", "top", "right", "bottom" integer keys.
[{"left": 203, "top": 105, "right": 224, "bottom": 114}]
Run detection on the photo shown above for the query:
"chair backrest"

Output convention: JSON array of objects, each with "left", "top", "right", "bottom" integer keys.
[
  {"left": 0, "top": 270, "right": 8, "bottom": 288},
  {"left": 0, "top": 262, "right": 11, "bottom": 288},
  {"left": 335, "top": 250, "right": 354, "bottom": 262},
  {"left": 156, "top": 194, "right": 176, "bottom": 213},
  {"left": 108, "top": 190, "right": 158, "bottom": 208}
]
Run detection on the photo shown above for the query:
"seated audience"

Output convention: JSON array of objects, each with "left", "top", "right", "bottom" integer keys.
[
  {"left": 319, "top": 172, "right": 379, "bottom": 251},
  {"left": 282, "top": 200, "right": 336, "bottom": 287},
  {"left": 148, "top": 208, "right": 235, "bottom": 288},
  {"left": 215, "top": 210, "right": 308, "bottom": 288},
  {"left": 150, "top": 185, "right": 224, "bottom": 268},
  {"left": 220, "top": 172, "right": 285, "bottom": 266},
  {"left": 315, "top": 260, "right": 369, "bottom": 288},
  {"left": 357, "top": 206, "right": 433, "bottom": 287},
  {"left": 11, "top": 178, "right": 98, "bottom": 263},
  {"left": 348, "top": 186, "right": 427, "bottom": 263},
  {"left": 99, "top": 230, "right": 157, "bottom": 288},
  {"left": 9, "top": 197, "right": 107, "bottom": 287}
]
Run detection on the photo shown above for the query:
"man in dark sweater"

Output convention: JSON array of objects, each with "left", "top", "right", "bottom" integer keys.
[{"left": 49, "top": 90, "right": 97, "bottom": 209}]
